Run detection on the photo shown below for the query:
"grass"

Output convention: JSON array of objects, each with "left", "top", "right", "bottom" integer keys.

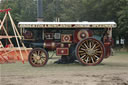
[
  {"left": 0, "top": 51, "right": 128, "bottom": 72},
  {"left": 115, "top": 51, "right": 128, "bottom": 55},
  {"left": 0, "top": 51, "right": 128, "bottom": 85}
]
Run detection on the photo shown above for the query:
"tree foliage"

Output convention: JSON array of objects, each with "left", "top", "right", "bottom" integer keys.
[{"left": 0, "top": 0, "right": 128, "bottom": 46}]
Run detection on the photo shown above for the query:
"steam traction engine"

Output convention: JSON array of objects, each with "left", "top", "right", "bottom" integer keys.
[{"left": 18, "top": 22, "right": 116, "bottom": 67}]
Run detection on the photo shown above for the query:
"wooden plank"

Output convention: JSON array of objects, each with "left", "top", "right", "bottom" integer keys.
[
  {"left": 0, "top": 36, "right": 14, "bottom": 39},
  {"left": 0, "top": 13, "right": 7, "bottom": 30},
  {"left": 0, "top": 20, "right": 19, "bottom": 58},
  {"left": 0, "top": 36, "right": 24, "bottom": 39},
  {"left": 8, "top": 12, "right": 28, "bottom": 55},
  {"left": 0, "top": 48, "right": 32, "bottom": 51},
  {"left": 8, "top": 12, "right": 25, "bottom": 63}
]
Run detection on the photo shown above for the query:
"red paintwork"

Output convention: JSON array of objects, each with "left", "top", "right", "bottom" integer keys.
[
  {"left": 73, "top": 29, "right": 93, "bottom": 43},
  {"left": 56, "top": 43, "right": 71, "bottom": 48},
  {"left": 61, "top": 34, "right": 72, "bottom": 43},
  {"left": 0, "top": 8, "right": 11, "bottom": 13},
  {"left": 44, "top": 40, "right": 55, "bottom": 50},
  {"left": 0, "top": 49, "right": 31, "bottom": 64},
  {"left": 103, "top": 36, "right": 112, "bottom": 58},
  {"left": 56, "top": 48, "right": 69, "bottom": 56},
  {"left": 44, "top": 39, "right": 71, "bottom": 50},
  {"left": 74, "top": 30, "right": 79, "bottom": 43}
]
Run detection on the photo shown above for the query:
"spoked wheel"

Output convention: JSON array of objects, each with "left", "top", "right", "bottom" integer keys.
[
  {"left": 76, "top": 38, "right": 105, "bottom": 66},
  {"left": 28, "top": 48, "right": 48, "bottom": 67}
]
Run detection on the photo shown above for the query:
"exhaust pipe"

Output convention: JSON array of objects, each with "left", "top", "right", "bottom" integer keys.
[{"left": 37, "top": 0, "right": 43, "bottom": 21}]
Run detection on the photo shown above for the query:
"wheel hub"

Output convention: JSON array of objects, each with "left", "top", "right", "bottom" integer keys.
[
  {"left": 87, "top": 49, "right": 95, "bottom": 56},
  {"left": 36, "top": 56, "right": 41, "bottom": 60}
]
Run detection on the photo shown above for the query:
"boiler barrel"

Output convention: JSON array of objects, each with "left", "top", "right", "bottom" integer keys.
[
  {"left": 43, "top": 40, "right": 56, "bottom": 50},
  {"left": 43, "top": 40, "right": 71, "bottom": 50}
]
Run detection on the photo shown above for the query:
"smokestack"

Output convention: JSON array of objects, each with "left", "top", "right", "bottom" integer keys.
[{"left": 37, "top": 0, "right": 43, "bottom": 21}]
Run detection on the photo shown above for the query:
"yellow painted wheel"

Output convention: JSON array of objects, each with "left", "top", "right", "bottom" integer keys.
[
  {"left": 28, "top": 48, "right": 48, "bottom": 67},
  {"left": 76, "top": 38, "right": 105, "bottom": 66}
]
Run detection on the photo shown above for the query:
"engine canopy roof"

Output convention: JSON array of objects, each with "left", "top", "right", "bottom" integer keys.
[{"left": 18, "top": 22, "right": 117, "bottom": 28}]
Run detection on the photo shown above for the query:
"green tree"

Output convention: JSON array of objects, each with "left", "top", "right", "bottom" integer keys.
[
  {"left": 0, "top": 0, "right": 128, "bottom": 48},
  {"left": 117, "top": 0, "right": 128, "bottom": 47},
  {"left": 0, "top": 0, "right": 37, "bottom": 22}
]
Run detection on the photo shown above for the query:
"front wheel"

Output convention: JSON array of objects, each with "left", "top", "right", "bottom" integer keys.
[
  {"left": 28, "top": 48, "right": 48, "bottom": 67},
  {"left": 75, "top": 38, "right": 105, "bottom": 66}
]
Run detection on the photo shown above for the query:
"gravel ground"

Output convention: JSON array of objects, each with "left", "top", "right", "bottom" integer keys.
[{"left": 0, "top": 52, "right": 128, "bottom": 85}]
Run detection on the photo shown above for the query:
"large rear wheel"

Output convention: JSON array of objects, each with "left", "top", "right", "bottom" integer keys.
[
  {"left": 28, "top": 48, "right": 48, "bottom": 67},
  {"left": 76, "top": 38, "right": 105, "bottom": 66}
]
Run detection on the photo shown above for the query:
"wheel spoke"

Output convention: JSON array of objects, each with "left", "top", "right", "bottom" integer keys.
[
  {"left": 92, "top": 44, "right": 96, "bottom": 50},
  {"left": 79, "top": 50, "right": 86, "bottom": 55},
  {"left": 81, "top": 44, "right": 86, "bottom": 49},
  {"left": 79, "top": 52, "right": 87, "bottom": 56},
  {"left": 96, "top": 51, "right": 102, "bottom": 54},
  {"left": 40, "top": 54, "right": 45, "bottom": 58},
  {"left": 79, "top": 50, "right": 85, "bottom": 52},
  {"left": 40, "top": 60, "right": 43, "bottom": 64},
  {"left": 38, "top": 51, "right": 40, "bottom": 56},
  {"left": 91, "top": 57, "right": 94, "bottom": 63},
  {"left": 95, "top": 55, "right": 100, "bottom": 60},
  {"left": 32, "top": 53, "right": 37, "bottom": 57},
  {"left": 41, "top": 56, "right": 46, "bottom": 60},
  {"left": 32, "top": 56, "right": 37, "bottom": 62},
  {"left": 33, "top": 59, "right": 38, "bottom": 64},
  {"left": 81, "top": 55, "right": 86, "bottom": 59},
  {"left": 85, "top": 57, "right": 89, "bottom": 63},
  {"left": 92, "top": 55, "right": 96, "bottom": 62},
  {"left": 37, "top": 60, "right": 40, "bottom": 64},
  {"left": 94, "top": 44, "right": 100, "bottom": 49},
  {"left": 80, "top": 48, "right": 86, "bottom": 51},
  {"left": 85, "top": 40, "right": 89, "bottom": 47},
  {"left": 89, "top": 42, "right": 92, "bottom": 48},
  {"left": 41, "top": 58, "right": 45, "bottom": 61},
  {"left": 84, "top": 43, "right": 89, "bottom": 49}
]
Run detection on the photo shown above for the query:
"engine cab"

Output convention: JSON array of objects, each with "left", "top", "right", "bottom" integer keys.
[{"left": 18, "top": 22, "right": 116, "bottom": 66}]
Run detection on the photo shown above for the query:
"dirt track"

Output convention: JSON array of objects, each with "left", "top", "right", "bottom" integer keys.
[{"left": 0, "top": 52, "right": 128, "bottom": 85}]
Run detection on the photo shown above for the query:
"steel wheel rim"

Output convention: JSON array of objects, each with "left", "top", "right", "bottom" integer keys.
[
  {"left": 76, "top": 38, "right": 104, "bottom": 65},
  {"left": 29, "top": 49, "right": 48, "bottom": 67}
]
